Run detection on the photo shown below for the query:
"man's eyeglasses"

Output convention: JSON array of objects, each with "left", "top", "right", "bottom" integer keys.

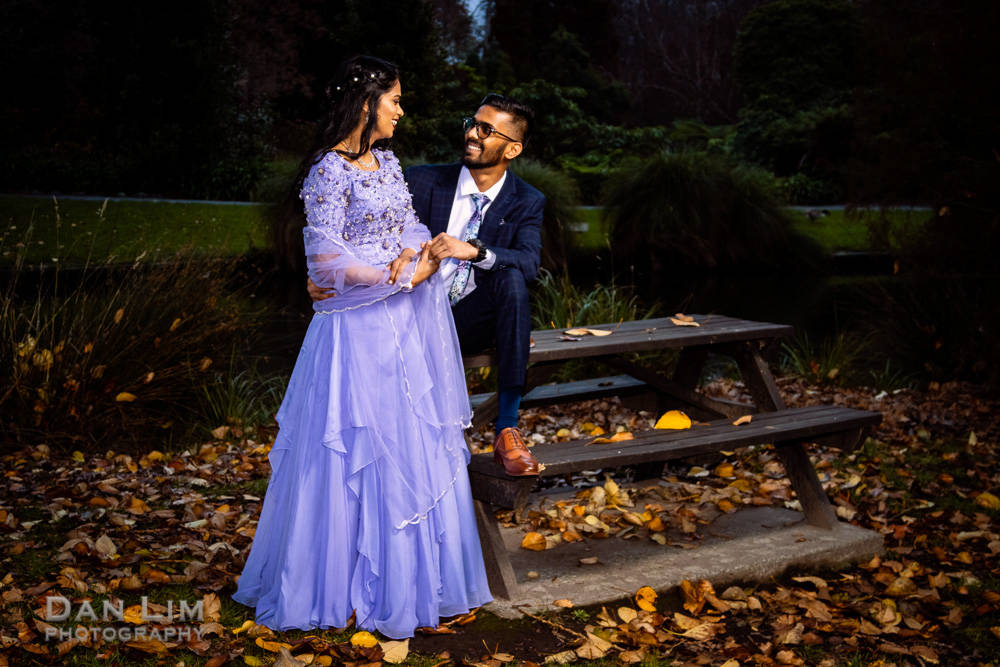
[{"left": 463, "top": 117, "right": 521, "bottom": 143}]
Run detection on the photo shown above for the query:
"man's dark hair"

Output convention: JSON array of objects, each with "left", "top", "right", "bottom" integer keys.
[{"left": 479, "top": 93, "right": 535, "bottom": 145}]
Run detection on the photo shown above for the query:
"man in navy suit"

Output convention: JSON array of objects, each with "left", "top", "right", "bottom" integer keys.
[{"left": 311, "top": 94, "right": 543, "bottom": 476}]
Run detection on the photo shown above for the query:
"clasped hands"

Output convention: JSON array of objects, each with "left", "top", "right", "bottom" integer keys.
[{"left": 307, "top": 233, "right": 478, "bottom": 302}]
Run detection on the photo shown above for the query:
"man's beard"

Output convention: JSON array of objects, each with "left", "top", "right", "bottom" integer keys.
[{"left": 461, "top": 139, "right": 503, "bottom": 169}]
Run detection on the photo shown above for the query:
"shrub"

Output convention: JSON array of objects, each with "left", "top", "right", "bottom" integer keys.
[
  {"left": 780, "top": 332, "right": 867, "bottom": 386},
  {"left": 603, "top": 151, "right": 823, "bottom": 278},
  {"left": 531, "top": 270, "right": 657, "bottom": 330},
  {"left": 510, "top": 159, "right": 581, "bottom": 274},
  {"left": 1, "top": 239, "right": 264, "bottom": 450}
]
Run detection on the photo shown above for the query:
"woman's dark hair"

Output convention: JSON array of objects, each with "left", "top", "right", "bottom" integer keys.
[
  {"left": 274, "top": 55, "right": 400, "bottom": 273},
  {"left": 479, "top": 93, "right": 535, "bottom": 145}
]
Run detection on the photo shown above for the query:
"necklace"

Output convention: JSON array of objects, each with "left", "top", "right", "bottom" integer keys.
[{"left": 336, "top": 143, "right": 376, "bottom": 170}]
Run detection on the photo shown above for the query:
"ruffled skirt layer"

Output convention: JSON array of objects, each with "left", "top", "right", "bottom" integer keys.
[{"left": 232, "top": 276, "right": 492, "bottom": 638}]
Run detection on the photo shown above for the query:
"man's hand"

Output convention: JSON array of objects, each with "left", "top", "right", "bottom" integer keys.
[
  {"left": 410, "top": 243, "right": 440, "bottom": 287},
  {"left": 387, "top": 247, "right": 418, "bottom": 284},
  {"left": 428, "top": 233, "right": 478, "bottom": 262},
  {"left": 307, "top": 277, "right": 336, "bottom": 302}
]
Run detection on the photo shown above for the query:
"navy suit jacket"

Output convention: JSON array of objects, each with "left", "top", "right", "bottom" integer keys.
[{"left": 404, "top": 163, "right": 545, "bottom": 283}]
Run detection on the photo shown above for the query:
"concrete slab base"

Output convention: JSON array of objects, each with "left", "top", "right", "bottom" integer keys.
[{"left": 483, "top": 505, "right": 883, "bottom": 619}]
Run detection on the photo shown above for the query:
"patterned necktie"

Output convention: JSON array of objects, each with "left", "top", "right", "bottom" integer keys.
[{"left": 448, "top": 193, "right": 490, "bottom": 305}]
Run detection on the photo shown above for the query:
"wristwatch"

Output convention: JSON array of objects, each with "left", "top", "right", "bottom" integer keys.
[{"left": 468, "top": 238, "right": 488, "bottom": 263}]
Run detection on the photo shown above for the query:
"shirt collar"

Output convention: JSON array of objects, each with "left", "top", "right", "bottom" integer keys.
[{"left": 458, "top": 165, "right": 507, "bottom": 202}]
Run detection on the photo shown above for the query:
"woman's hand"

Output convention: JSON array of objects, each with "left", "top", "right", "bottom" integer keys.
[
  {"left": 409, "top": 243, "right": 439, "bottom": 287},
  {"left": 387, "top": 247, "right": 418, "bottom": 285}
]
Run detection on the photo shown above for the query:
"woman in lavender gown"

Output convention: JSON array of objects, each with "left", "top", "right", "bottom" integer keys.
[{"left": 231, "top": 55, "right": 492, "bottom": 639}]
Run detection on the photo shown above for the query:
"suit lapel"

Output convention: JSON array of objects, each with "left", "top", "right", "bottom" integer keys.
[{"left": 478, "top": 171, "right": 516, "bottom": 244}]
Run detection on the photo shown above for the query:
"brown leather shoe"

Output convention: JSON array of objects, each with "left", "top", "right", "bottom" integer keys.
[{"left": 493, "top": 427, "right": 541, "bottom": 476}]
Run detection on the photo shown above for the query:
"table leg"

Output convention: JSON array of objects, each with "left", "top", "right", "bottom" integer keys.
[
  {"left": 727, "top": 341, "right": 840, "bottom": 529},
  {"left": 474, "top": 500, "right": 518, "bottom": 599},
  {"left": 777, "top": 442, "right": 839, "bottom": 529}
]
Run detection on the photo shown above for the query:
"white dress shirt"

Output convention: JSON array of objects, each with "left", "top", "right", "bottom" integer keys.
[{"left": 438, "top": 166, "right": 506, "bottom": 303}]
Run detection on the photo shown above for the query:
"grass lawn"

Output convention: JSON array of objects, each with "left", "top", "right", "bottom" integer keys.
[
  {"left": 571, "top": 206, "right": 931, "bottom": 253},
  {"left": 0, "top": 193, "right": 932, "bottom": 266},
  {"left": 0, "top": 196, "right": 272, "bottom": 265}
]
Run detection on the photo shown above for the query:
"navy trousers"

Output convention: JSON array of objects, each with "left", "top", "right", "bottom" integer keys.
[{"left": 450, "top": 266, "right": 531, "bottom": 392}]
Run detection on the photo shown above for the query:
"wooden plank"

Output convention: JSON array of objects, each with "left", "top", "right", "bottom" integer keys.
[
  {"left": 607, "top": 357, "right": 748, "bottom": 420},
  {"left": 463, "top": 315, "right": 794, "bottom": 368},
  {"left": 474, "top": 500, "right": 518, "bottom": 599},
  {"left": 468, "top": 406, "right": 881, "bottom": 479},
  {"left": 469, "top": 375, "right": 649, "bottom": 409}
]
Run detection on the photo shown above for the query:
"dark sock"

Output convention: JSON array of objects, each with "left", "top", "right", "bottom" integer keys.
[{"left": 495, "top": 386, "right": 523, "bottom": 435}]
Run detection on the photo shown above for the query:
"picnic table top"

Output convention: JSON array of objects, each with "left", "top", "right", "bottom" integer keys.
[{"left": 463, "top": 314, "right": 795, "bottom": 367}]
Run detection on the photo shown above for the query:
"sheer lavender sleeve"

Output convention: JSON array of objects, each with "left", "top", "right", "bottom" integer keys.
[
  {"left": 301, "top": 157, "right": 418, "bottom": 311},
  {"left": 387, "top": 154, "right": 433, "bottom": 253}
]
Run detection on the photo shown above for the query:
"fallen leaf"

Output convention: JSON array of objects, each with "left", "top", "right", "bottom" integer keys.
[
  {"left": 731, "top": 415, "right": 752, "bottom": 426},
  {"left": 349, "top": 631, "right": 378, "bottom": 648},
  {"left": 544, "top": 650, "right": 577, "bottom": 664},
  {"left": 586, "top": 328, "right": 612, "bottom": 336},
  {"left": 618, "top": 607, "right": 638, "bottom": 623},
  {"left": 380, "top": 638, "right": 409, "bottom": 664},
  {"left": 115, "top": 392, "right": 137, "bottom": 403},
  {"left": 553, "top": 599, "right": 574, "bottom": 608},
  {"left": 975, "top": 492, "right": 1000, "bottom": 510},
  {"left": 521, "top": 532, "right": 547, "bottom": 551},
  {"left": 654, "top": 410, "right": 692, "bottom": 430},
  {"left": 590, "top": 432, "right": 634, "bottom": 444},
  {"left": 669, "top": 317, "right": 700, "bottom": 327}
]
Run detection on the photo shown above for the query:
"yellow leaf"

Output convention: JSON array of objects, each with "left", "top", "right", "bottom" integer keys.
[
  {"left": 636, "top": 585, "right": 657, "bottom": 602},
  {"left": 349, "top": 631, "right": 378, "bottom": 648},
  {"left": 586, "top": 328, "right": 612, "bottom": 336},
  {"left": 731, "top": 415, "right": 752, "bottom": 426},
  {"left": 521, "top": 532, "right": 547, "bottom": 551},
  {"left": 114, "top": 308, "right": 124, "bottom": 324},
  {"left": 556, "top": 428, "right": 571, "bottom": 438},
  {"left": 654, "top": 410, "right": 691, "bottom": 430},
  {"left": 717, "top": 499, "right": 737, "bottom": 513},
  {"left": 589, "top": 426, "right": 606, "bottom": 436},
  {"left": 243, "top": 657, "right": 263, "bottom": 666},
  {"left": 115, "top": 392, "right": 137, "bottom": 403},
  {"left": 232, "top": 620, "right": 256, "bottom": 635},
  {"left": 975, "top": 492, "right": 1000, "bottom": 510},
  {"left": 380, "top": 638, "right": 409, "bottom": 664},
  {"left": 637, "top": 598, "right": 656, "bottom": 612},
  {"left": 199, "top": 357, "right": 213, "bottom": 371},
  {"left": 553, "top": 599, "right": 574, "bottom": 608},
  {"left": 169, "top": 317, "right": 183, "bottom": 332},
  {"left": 713, "top": 463, "right": 735, "bottom": 478},
  {"left": 72, "top": 451, "right": 85, "bottom": 463},
  {"left": 255, "top": 637, "right": 292, "bottom": 652},
  {"left": 565, "top": 328, "right": 590, "bottom": 336},
  {"left": 669, "top": 317, "right": 700, "bottom": 327},
  {"left": 591, "top": 431, "right": 634, "bottom": 444},
  {"left": 648, "top": 516, "right": 666, "bottom": 532}
]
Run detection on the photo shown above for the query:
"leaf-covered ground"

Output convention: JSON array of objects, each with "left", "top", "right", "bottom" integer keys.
[{"left": 1, "top": 379, "right": 997, "bottom": 666}]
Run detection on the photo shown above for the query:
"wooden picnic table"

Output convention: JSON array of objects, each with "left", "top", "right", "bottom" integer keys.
[{"left": 462, "top": 314, "right": 882, "bottom": 598}]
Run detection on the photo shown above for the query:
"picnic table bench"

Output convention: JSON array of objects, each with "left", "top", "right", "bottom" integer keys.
[{"left": 461, "top": 315, "right": 882, "bottom": 599}]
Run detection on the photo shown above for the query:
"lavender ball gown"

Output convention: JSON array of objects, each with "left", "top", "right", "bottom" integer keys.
[{"left": 232, "top": 148, "right": 492, "bottom": 639}]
